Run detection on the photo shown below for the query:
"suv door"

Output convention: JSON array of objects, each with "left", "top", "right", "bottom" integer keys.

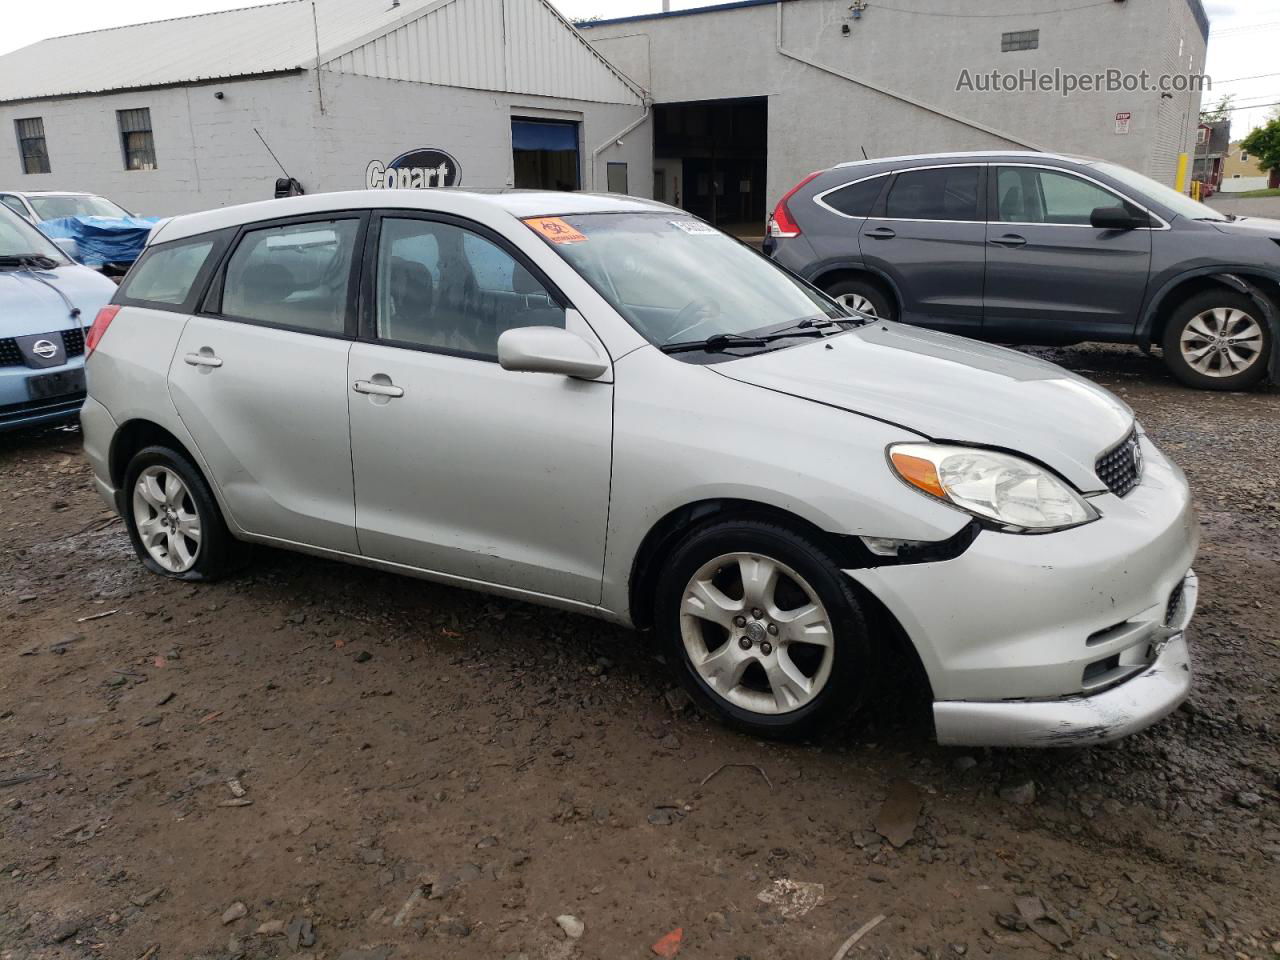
[
  {"left": 855, "top": 164, "right": 986, "bottom": 332},
  {"left": 983, "top": 165, "right": 1153, "bottom": 341},
  {"left": 348, "top": 212, "right": 613, "bottom": 604},
  {"left": 167, "top": 213, "right": 366, "bottom": 553}
]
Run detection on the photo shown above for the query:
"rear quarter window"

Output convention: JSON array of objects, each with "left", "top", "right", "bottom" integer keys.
[
  {"left": 820, "top": 175, "right": 888, "bottom": 217},
  {"left": 118, "top": 235, "right": 222, "bottom": 310}
]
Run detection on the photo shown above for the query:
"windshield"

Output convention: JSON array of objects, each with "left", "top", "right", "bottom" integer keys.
[
  {"left": 0, "top": 205, "right": 67, "bottom": 262},
  {"left": 525, "top": 212, "right": 843, "bottom": 351},
  {"left": 28, "top": 194, "right": 131, "bottom": 221},
  {"left": 1091, "top": 161, "right": 1228, "bottom": 221}
]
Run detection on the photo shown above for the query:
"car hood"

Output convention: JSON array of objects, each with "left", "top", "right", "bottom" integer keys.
[
  {"left": 712, "top": 323, "right": 1133, "bottom": 493},
  {"left": 1208, "top": 215, "right": 1280, "bottom": 240},
  {"left": 0, "top": 264, "right": 116, "bottom": 338}
]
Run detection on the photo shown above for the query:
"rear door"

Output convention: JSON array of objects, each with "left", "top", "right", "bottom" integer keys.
[
  {"left": 167, "top": 213, "right": 367, "bottom": 553},
  {"left": 347, "top": 212, "right": 613, "bottom": 604},
  {"left": 982, "top": 165, "right": 1153, "bottom": 341},
  {"left": 855, "top": 164, "right": 987, "bottom": 332}
]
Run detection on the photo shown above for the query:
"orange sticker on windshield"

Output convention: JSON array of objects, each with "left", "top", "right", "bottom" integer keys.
[{"left": 524, "top": 217, "right": 588, "bottom": 244}]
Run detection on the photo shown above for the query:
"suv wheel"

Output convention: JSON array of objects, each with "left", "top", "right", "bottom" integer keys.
[
  {"left": 1162, "top": 290, "right": 1271, "bottom": 391},
  {"left": 825, "top": 278, "right": 895, "bottom": 322},
  {"left": 123, "top": 445, "right": 238, "bottom": 580},
  {"left": 655, "top": 520, "right": 870, "bottom": 737}
]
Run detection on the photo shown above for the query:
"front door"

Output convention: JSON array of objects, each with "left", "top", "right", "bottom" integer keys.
[
  {"left": 982, "top": 165, "right": 1153, "bottom": 342},
  {"left": 347, "top": 213, "right": 613, "bottom": 604},
  {"left": 856, "top": 164, "right": 987, "bottom": 332},
  {"left": 168, "top": 214, "right": 366, "bottom": 553}
]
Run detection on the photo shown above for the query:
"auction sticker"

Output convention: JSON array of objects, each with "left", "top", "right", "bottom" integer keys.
[
  {"left": 669, "top": 219, "right": 718, "bottom": 235},
  {"left": 524, "top": 217, "right": 588, "bottom": 244}
]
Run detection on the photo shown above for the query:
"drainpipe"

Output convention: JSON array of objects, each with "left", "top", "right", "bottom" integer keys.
[
  {"left": 774, "top": 3, "right": 1044, "bottom": 151},
  {"left": 589, "top": 98, "right": 653, "bottom": 192}
]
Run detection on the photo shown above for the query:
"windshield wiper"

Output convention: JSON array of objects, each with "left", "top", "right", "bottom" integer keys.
[
  {"left": 660, "top": 327, "right": 828, "bottom": 355},
  {"left": 0, "top": 254, "right": 60, "bottom": 270}
]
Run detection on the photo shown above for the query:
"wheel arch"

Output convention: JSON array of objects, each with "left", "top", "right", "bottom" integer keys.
[
  {"left": 1140, "top": 269, "right": 1280, "bottom": 369},
  {"left": 807, "top": 262, "right": 902, "bottom": 313},
  {"left": 109, "top": 419, "right": 197, "bottom": 491}
]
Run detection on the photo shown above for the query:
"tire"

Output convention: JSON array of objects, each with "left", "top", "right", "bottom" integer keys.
[
  {"left": 1162, "top": 289, "right": 1271, "bottom": 391},
  {"left": 654, "top": 519, "right": 871, "bottom": 738},
  {"left": 122, "top": 445, "right": 238, "bottom": 581},
  {"left": 824, "top": 278, "right": 896, "bottom": 322}
]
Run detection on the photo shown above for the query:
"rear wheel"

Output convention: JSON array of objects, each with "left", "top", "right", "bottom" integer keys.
[
  {"left": 1162, "top": 289, "right": 1271, "bottom": 391},
  {"left": 123, "top": 445, "right": 238, "bottom": 581},
  {"left": 655, "top": 520, "right": 870, "bottom": 737},
  {"left": 824, "top": 278, "right": 895, "bottom": 322}
]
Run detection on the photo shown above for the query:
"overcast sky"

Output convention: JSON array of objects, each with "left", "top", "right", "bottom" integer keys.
[{"left": 1, "top": 0, "right": 1276, "bottom": 135}]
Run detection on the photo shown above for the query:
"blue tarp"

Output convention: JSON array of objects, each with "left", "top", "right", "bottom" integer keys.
[{"left": 37, "top": 216, "right": 163, "bottom": 267}]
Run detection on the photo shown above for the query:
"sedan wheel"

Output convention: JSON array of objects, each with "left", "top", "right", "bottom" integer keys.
[
  {"left": 132, "top": 465, "right": 202, "bottom": 573},
  {"left": 1178, "top": 307, "right": 1264, "bottom": 379}
]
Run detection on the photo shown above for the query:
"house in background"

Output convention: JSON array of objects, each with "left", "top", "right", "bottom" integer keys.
[
  {"left": 1192, "top": 118, "right": 1230, "bottom": 192},
  {"left": 1219, "top": 140, "right": 1270, "bottom": 193}
]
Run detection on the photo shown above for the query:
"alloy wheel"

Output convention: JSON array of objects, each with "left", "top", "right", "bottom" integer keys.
[
  {"left": 1179, "top": 307, "right": 1264, "bottom": 378},
  {"left": 678, "top": 552, "right": 835, "bottom": 715},
  {"left": 835, "top": 293, "right": 878, "bottom": 318},
  {"left": 132, "top": 465, "right": 202, "bottom": 573}
]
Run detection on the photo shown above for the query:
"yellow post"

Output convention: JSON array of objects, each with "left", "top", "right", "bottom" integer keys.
[{"left": 1175, "top": 152, "right": 1189, "bottom": 194}]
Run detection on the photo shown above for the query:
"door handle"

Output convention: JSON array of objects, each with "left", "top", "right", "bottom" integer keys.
[
  {"left": 864, "top": 227, "right": 897, "bottom": 240},
  {"left": 353, "top": 379, "right": 404, "bottom": 399},
  {"left": 989, "top": 234, "right": 1027, "bottom": 248},
  {"left": 183, "top": 352, "right": 223, "bottom": 368}
]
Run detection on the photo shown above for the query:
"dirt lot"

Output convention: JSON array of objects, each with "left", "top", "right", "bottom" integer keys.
[{"left": 2, "top": 344, "right": 1278, "bottom": 960}]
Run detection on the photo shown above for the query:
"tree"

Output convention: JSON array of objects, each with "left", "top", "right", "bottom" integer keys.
[
  {"left": 1240, "top": 115, "right": 1280, "bottom": 175},
  {"left": 1200, "top": 94, "right": 1235, "bottom": 123}
]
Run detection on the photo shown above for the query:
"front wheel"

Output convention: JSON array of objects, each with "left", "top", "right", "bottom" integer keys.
[
  {"left": 1162, "top": 290, "right": 1271, "bottom": 391},
  {"left": 655, "top": 520, "right": 870, "bottom": 737}
]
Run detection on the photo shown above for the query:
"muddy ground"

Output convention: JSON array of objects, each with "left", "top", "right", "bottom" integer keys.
[{"left": 1, "top": 344, "right": 1278, "bottom": 960}]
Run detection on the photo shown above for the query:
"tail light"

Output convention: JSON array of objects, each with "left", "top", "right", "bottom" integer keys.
[
  {"left": 85, "top": 305, "right": 121, "bottom": 358},
  {"left": 767, "top": 170, "right": 823, "bottom": 239}
]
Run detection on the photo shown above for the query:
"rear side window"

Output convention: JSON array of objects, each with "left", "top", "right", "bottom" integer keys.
[
  {"left": 821, "top": 175, "right": 887, "bottom": 217},
  {"left": 118, "top": 237, "right": 217, "bottom": 307},
  {"left": 885, "top": 167, "right": 980, "bottom": 222},
  {"left": 221, "top": 219, "right": 360, "bottom": 335}
]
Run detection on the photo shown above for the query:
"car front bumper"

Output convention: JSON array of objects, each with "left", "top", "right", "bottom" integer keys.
[
  {"left": 0, "top": 355, "right": 86, "bottom": 431},
  {"left": 846, "top": 434, "right": 1200, "bottom": 747}
]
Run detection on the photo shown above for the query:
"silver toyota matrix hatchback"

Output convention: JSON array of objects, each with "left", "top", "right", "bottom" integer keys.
[{"left": 81, "top": 190, "right": 1199, "bottom": 747}]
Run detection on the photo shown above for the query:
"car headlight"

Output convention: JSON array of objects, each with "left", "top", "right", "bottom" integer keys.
[{"left": 889, "top": 443, "right": 1098, "bottom": 532}]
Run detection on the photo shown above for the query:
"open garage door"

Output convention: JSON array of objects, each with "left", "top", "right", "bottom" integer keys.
[{"left": 653, "top": 97, "right": 767, "bottom": 238}]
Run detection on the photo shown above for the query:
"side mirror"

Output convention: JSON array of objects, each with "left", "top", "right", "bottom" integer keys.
[
  {"left": 1090, "top": 206, "right": 1145, "bottom": 231},
  {"left": 498, "top": 326, "right": 609, "bottom": 380},
  {"left": 52, "top": 237, "right": 81, "bottom": 261}
]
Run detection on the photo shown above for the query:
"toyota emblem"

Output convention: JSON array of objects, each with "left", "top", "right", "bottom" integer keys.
[{"left": 32, "top": 339, "right": 58, "bottom": 359}]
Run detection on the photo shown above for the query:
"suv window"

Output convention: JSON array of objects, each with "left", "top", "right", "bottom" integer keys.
[
  {"left": 221, "top": 219, "right": 359, "bottom": 334},
  {"left": 821, "top": 175, "right": 887, "bottom": 217},
  {"left": 119, "top": 237, "right": 216, "bottom": 306},
  {"left": 885, "top": 167, "right": 980, "bottom": 221},
  {"left": 376, "top": 217, "right": 564, "bottom": 360},
  {"left": 996, "top": 167, "right": 1130, "bottom": 225}
]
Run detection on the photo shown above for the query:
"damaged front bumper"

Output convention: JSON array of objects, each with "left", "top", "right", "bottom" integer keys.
[{"left": 933, "top": 572, "right": 1197, "bottom": 747}]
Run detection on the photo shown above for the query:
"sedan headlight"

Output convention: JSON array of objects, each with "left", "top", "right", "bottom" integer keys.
[{"left": 889, "top": 443, "right": 1098, "bottom": 532}]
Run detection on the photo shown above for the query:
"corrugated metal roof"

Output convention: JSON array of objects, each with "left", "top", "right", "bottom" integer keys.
[
  {"left": 0, "top": 0, "right": 461, "bottom": 104},
  {"left": 323, "top": 0, "right": 644, "bottom": 104}
]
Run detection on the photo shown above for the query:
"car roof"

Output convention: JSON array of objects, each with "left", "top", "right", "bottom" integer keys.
[
  {"left": 153, "top": 189, "right": 681, "bottom": 244},
  {"left": 831, "top": 151, "right": 1101, "bottom": 171}
]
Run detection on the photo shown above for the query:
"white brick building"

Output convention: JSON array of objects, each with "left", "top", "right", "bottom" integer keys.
[{"left": 0, "top": 0, "right": 652, "bottom": 217}]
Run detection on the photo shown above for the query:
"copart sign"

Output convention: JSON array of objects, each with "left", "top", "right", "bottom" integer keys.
[{"left": 366, "top": 148, "right": 461, "bottom": 189}]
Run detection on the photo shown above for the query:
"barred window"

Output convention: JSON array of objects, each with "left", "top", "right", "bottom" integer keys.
[
  {"left": 117, "top": 108, "right": 157, "bottom": 170},
  {"left": 1001, "top": 29, "right": 1039, "bottom": 52},
  {"left": 15, "top": 118, "right": 50, "bottom": 175}
]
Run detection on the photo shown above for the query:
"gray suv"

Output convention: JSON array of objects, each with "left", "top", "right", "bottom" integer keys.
[{"left": 765, "top": 151, "right": 1280, "bottom": 391}]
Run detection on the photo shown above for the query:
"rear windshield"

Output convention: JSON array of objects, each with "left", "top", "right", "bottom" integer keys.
[{"left": 525, "top": 212, "right": 840, "bottom": 348}]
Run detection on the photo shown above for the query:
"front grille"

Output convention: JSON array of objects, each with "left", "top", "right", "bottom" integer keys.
[
  {"left": 1096, "top": 429, "right": 1142, "bottom": 497},
  {"left": 0, "top": 338, "right": 21, "bottom": 367},
  {"left": 62, "top": 327, "right": 85, "bottom": 357}
]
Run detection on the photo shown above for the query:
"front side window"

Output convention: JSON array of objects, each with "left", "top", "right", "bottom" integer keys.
[
  {"left": 119, "top": 238, "right": 216, "bottom": 307},
  {"left": 376, "top": 217, "right": 564, "bottom": 360},
  {"left": 221, "top": 219, "right": 360, "bottom": 334},
  {"left": 995, "top": 167, "right": 1130, "bottom": 225},
  {"left": 118, "top": 108, "right": 157, "bottom": 171},
  {"left": 527, "top": 212, "right": 840, "bottom": 352},
  {"left": 884, "top": 167, "right": 980, "bottom": 221},
  {"left": 15, "top": 118, "right": 50, "bottom": 175},
  {"left": 821, "top": 175, "right": 888, "bottom": 217},
  {"left": 0, "top": 195, "right": 29, "bottom": 219}
]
